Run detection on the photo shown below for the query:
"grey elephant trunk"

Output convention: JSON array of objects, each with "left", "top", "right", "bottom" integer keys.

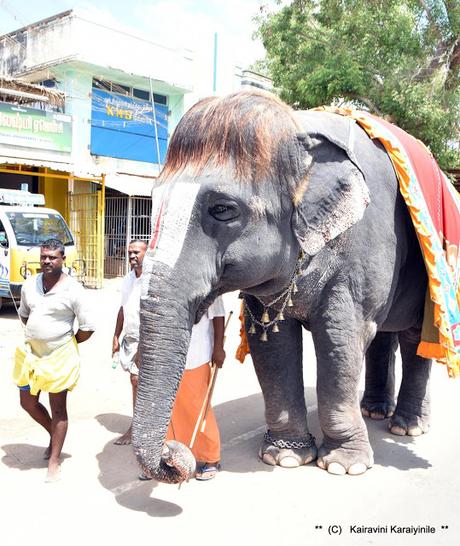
[{"left": 132, "top": 292, "right": 197, "bottom": 484}]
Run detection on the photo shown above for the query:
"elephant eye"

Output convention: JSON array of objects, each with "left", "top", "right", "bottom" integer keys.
[{"left": 209, "top": 203, "right": 240, "bottom": 221}]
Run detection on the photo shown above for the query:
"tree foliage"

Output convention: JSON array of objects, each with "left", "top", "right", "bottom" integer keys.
[{"left": 256, "top": 0, "right": 460, "bottom": 169}]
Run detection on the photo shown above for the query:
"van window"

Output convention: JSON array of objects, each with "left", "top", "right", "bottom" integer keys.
[
  {"left": 5, "top": 212, "right": 74, "bottom": 246},
  {"left": 0, "top": 219, "right": 8, "bottom": 247}
]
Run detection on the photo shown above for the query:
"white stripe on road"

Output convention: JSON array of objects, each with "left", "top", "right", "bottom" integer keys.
[
  {"left": 222, "top": 404, "right": 318, "bottom": 449},
  {"left": 110, "top": 481, "right": 148, "bottom": 495},
  {"left": 222, "top": 424, "right": 267, "bottom": 449}
]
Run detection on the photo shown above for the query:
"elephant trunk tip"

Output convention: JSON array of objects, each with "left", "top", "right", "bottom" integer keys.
[{"left": 138, "top": 440, "right": 197, "bottom": 485}]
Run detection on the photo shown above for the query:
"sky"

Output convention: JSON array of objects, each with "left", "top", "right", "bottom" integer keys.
[{"left": 0, "top": 0, "right": 269, "bottom": 68}]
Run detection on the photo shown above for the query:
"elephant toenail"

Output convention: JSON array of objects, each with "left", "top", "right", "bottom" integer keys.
[
  {"left": 327, "top": 463, "right": 346, "bottom": 475},
  {"left": 407, "top": 426, "right": 422, "bottom": 437},
  {"left": 316, "top": 458, "right": 326, "bottom": 469},
  {"left": 348, "top": 463, "right": 368, "bottom": 475},
  {"left": 279, "top": 456, "right": 300, "bottom": 468},
  {"left": 390, "top": 425, "right": 406, "bottom": 436},
  {"left": 261, "top": 452, "right": 277, "bottom": 466}
]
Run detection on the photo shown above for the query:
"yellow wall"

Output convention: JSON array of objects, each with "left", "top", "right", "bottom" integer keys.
[
  {"left": 38, "top": 169, "right": 69, "bottom": 220},
  {"left": 67, "top": 179, "right": 104, "bottom": 288},
  {"left": 38, "top": 172, "right": 99, "bottom": 218},
  {"left": 73, "top": 179, "right": 95, "bottom": 194}
]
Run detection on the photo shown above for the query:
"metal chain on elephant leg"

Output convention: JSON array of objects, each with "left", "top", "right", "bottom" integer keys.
[{"left": 264, "top": 430, "right": 316, "bottom": 450}]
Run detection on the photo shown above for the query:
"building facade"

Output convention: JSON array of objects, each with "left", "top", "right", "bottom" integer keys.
[
  {"left": 0, "top": 9, "right": 196, "bottom": 286},
  {"left": 0, "top": 9, "right": 264, "bottom": 285}
]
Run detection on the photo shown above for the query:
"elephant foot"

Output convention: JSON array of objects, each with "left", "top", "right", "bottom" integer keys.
[
  {"left": 259, "top": 430, "right": 317, "bottom": 468},
  {"left": 317, "top": 438, "right": 374, "bottom": 476},
  {"left": 361, "top": 398, "right": 395, "bottom": 420},
  {"left": 389, "top": 412, "right": 429, "bottom": 437}
]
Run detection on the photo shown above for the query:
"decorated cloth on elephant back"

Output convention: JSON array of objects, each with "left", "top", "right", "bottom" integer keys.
[
  {"left": 238, "top": 107, "right": 460, "bottom": 377},
  {"left": 236, "top": 107, "right": 460, "bottom": 378}
]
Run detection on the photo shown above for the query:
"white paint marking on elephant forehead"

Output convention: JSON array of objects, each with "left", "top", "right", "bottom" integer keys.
[
  {"left": 222, "top": 405, "right": 318, "bottom": 448},
  {"left": 149, "top": 182, "right": 200, "bottom": 268},
  {"left": 249, "top": 195, "right": 267, "bottom": 218}
]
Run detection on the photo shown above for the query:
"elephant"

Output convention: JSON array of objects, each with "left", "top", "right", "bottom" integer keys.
[{"left": 132, "top": 90, "right": 432, "bottom": 483}]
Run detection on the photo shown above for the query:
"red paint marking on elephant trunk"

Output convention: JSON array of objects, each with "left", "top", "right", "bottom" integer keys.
[{"left": 149, "top": 201, "right": 165, "bottom": 250}]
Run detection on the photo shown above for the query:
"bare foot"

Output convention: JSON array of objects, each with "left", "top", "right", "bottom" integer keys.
[
  {"left": 43, "top": 442, "right": 52, "bottom": 460},
  {"left": 45, "top": 461, "right": 61, "bottom": 483},
  {"left": 114, "top": 428, "right": 132, "bottom": 445}
]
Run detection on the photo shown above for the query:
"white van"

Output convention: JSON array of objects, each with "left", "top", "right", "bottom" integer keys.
[{"left": 0, "top": 189, "right": 80, "bottom": 310}]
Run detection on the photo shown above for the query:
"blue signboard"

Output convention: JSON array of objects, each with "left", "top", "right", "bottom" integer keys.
[{"left": 90, "top": 88, "right": 168, "bottom": 164}]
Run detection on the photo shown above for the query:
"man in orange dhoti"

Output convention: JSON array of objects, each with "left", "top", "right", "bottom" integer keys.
[{"left": 166, "top": 296, "right": 226, "bottom": 480}]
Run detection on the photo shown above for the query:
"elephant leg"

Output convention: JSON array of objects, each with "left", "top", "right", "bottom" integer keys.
[
  {"left": 313, "top": 300, "right": 375, "bottom": 475},
  {"left": 389, "top": 327, "right": 431, "bottom": 436},
  {"left": 361, "top": 331, "right": 397, "bottom": 420},
  {"left": 244, "top": 296, "right": 317, "bottom": 468}
]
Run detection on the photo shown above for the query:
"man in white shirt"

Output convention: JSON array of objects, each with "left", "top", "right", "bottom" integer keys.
[{"left": 112, "top": 239, "right": 147, "bottom": 445}]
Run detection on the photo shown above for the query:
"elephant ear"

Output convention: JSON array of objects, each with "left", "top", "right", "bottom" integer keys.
[{"left": 292, "top": 112, "right": 370, "bottom": 256}]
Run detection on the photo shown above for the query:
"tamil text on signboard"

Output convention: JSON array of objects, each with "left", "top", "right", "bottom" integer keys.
[{"left": 0, "top": 102, "right": 72, "bottom": 153}]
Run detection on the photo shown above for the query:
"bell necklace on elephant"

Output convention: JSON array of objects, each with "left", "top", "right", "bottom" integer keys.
[{"left": 243, "top": 249, "right": 305, "bottom": 341}]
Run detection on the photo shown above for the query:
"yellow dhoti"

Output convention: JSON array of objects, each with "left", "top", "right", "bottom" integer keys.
[
  {"left": 166, "top": 363, "right": 221, "bottom": 463},
  {"left": 13, "top": 337, "right": 80, "bottom": 395}
]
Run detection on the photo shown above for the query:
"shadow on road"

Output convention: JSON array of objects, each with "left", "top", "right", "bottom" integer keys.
[
  {"left": 2, "top": 443, "right": 70, "bottom": 470},
  {"left": 217, "top": 389, "right": 431, "bottom": 474},
  {"left": 0, "top": 304, "right": 19, "bottom": 320},
  {"left": 96, "top": 412, "right": 131, "bottom": 435},
  {"left": 95, "top": 412, "right": 182, "bottom": 517},
  {"left": 365, "top": 416, "right": 432, "bottom": 471},
  {"left": 91, "top": 387, "right": 431, "bottom": 516},
  {"left": 216, "top": 391, "right": 274, "bottom": 474}
]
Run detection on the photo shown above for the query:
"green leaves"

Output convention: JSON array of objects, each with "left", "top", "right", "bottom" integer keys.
[{"left": 256, "top": 0, "right": 460, "bottom": 169}]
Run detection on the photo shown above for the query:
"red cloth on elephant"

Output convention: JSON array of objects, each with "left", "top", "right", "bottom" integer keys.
[
  {"left": 315, "top": 106, "right": 460, "bottom": 378},
  {"left": 166, "top": 362, "right": 221, "bottom": 463},
  {"left": 342, "top": 109, "right": 460, "bottom": 378}
]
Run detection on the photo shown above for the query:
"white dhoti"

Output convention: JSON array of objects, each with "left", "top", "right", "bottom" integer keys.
[{"left": 119, "top": 335, "right": 139, "bottom": 375}]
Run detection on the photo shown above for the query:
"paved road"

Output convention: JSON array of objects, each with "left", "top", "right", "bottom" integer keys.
[{"left": 1, "top": 279, "right": 459, "bottom": 546}]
